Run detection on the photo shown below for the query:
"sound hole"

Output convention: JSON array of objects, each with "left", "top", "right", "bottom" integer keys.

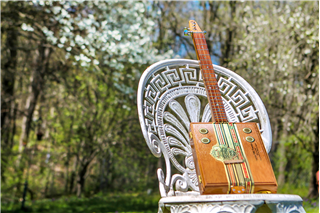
[
  {"left": 201, "top": 138, "right": 210, "bottom": 144},
  {"left": 243, "top": 128, "right": 252, "bottom": 134},
  {"left": 199, "top": 128, "right": 208, "bottom": 134},
  {"left": 246, "top": 136, "right": 255, "bottom": 142}
]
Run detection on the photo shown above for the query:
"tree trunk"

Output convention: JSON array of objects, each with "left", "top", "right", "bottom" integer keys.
[
  {"left": 1, "top": 4, "right": 18, "bottom": 182},
  {"left": 50, "top": 170, "right": 55, "bottom": 197},
  {"left": 18, "top": 45, "right": 52, "bottom": 157},
  {"left": 18, "top": 65, "right": 42, "bottom": 153},
  {"left": 76, "top": 161, "right": 90, "bottom": 197},
  {"left": 64, "top": 150, "right": 69, "bottom": 195},
  {"left": 277, "top": 114, "right": 290, "bottom": 187},
  {"left": 69, "top": 156, "right": 78, "bottom": 194},
  {"left": 69, "top": 171, "right": 76, "bottom": 195},
  {"left": 308, "top": 149, "right": 319, "bottom": 198},
  {"left": 99, "top": 158, "right": 105, "bottom": 193},
  {"left": 64, "top": 118, "right": 74, "bottom": 195},
  {"left": 44, "top": 167, "right": 51, "bottom": 198},
  {"left": 308, "top": 119, "right": 319, "bottom": 198},
  {"left": 277, "top": 143, "right": 286, "bottom": 186},
  {"left": 220, "top": 1, "right": 236, "bottom": 66}
]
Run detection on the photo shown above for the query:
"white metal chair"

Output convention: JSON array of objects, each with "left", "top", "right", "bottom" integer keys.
[{"left": 137, "top": 59, "right": 305, "bottom": 213}]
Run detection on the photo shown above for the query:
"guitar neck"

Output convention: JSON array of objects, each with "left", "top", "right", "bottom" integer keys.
[{"left": 192, "top": 32, "right": 228, "bottom": 123}]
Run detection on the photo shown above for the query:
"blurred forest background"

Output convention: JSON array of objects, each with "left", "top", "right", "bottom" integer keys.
[{"left": 1, "top": 1, "right": 319, "bottom": 212}]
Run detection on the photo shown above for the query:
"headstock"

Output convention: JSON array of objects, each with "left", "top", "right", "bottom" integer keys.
[
  {"left": 189, "top": 20, "right": 202, "bottom": 33},
  {"left": 184, "top": 20, "right": 206, "bottom": 36}
]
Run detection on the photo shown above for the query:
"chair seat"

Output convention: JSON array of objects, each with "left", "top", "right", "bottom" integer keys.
[{"left": 159, "top": 194, "right": 305, "bottom": 213}]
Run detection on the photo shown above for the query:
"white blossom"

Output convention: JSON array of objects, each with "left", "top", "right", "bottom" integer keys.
[
  {"left": 21, "top": 23, "right": 34, "bottom": 31},
  {"left": 29, "top": 1, "right": 173, "bottom": 69}
]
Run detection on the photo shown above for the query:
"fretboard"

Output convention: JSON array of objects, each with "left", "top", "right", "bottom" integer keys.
[{"left": 192, "top": 33, "right": 228, "bottom": 123}]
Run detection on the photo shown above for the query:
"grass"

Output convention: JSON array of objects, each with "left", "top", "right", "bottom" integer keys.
[
  {"left": 1, "top": 189, "right": 318, "bottom": 213},
  {"left": 1, "top": 193, "right": 160, "bottom": 213},
  {"left": 302, "top": 198, "right": 319, "bottom": 213},
  {"left": 277, "top": 184, "right": 319, "bottom": 213}
]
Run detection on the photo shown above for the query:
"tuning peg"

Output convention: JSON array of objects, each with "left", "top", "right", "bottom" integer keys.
[{"left": 183, "top": 27, "right": 192, "bottom": 36}]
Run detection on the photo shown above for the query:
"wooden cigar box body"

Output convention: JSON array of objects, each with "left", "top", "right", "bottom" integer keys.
[{"left": 190, "top": 122, "right": 277, "bottom": 195}]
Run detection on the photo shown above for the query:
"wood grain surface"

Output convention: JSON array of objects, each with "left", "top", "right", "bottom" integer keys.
[{"left": 190, "top": 122, "right": 277, "bottom": 195}]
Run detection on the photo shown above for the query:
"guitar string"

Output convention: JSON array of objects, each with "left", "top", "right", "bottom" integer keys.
[
  {"left": 193, "top": 33, "right": 228, "bottom": 123},
  {"left": 195, "top": 39, "right": 228, "bottom": 121},
  {"left": 193, "top": 33, "right": 222, "bottom": 122}
]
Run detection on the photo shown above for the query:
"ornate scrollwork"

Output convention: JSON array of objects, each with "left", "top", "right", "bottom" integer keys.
[
  {"left": 169, "top": 203, "right": 257, "bottom": 213},
  {"left": 274, "top": 203, "right": 306, "bottom": 213},
  {"left": 158, "top": 194, "right": 305, "bottom": 213},
  {"left": 137, "top": 59, "right": 272, "bottom": 197},
  {"left": 149, "top": 133, "right": 162, "bottom": 157}
]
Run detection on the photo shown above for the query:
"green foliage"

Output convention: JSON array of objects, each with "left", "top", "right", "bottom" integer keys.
[
  {"left": 222, "top": 1, "right": 318, "bottom": 196},
  {"left": 304, "top": 202, "right": 319, "bottom": 213},
  {"left": 1, "top": 0, "right": 318, "bottom": 207},
  {"left": 2, "top": 191, "right": 318, "bottom": 213},
  {"left": 1, "top": 0, "right": 164, "bottom": 201},
  {"left": 1, "top": 193, "right": 160, "bottom": 213},
  {"left": 273, "top": 134, "right": 313, "bottom": 188}
]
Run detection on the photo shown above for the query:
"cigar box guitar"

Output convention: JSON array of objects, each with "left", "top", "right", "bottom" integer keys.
[{"left": 186, "top": 20, "right": 278, "bottom": 195}]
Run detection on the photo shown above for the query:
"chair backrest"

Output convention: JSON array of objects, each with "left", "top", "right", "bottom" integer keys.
[{"left": 137, "top": 59, "right": 272, "bottom": 197}]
